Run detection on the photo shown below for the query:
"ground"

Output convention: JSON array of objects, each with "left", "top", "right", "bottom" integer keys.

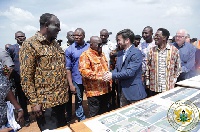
[{"left": 19, "top": 94, "right": 89, "bottom": 132}]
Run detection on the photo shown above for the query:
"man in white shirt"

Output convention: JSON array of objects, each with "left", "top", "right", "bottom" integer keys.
[
  {"left": 138, "top": 26, "right": 155, "bottom": 97},
  {"left": 100, "top": 29, "right": 116, "bottom": 69},
  {"left": 138, "top": 26, "right": 155, "bottom": 76}
]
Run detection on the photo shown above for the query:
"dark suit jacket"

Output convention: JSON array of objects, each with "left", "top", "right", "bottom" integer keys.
[
  {"left": 112, "top": 45, "right": 147, "bottom": 100},
  {"left": 7, "top": 44, "right": 21, "bottom": 82}
]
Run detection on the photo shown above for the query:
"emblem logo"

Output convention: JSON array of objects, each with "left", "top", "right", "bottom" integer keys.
[{"left": 167, "top": 100, "right": 199, "bottom": 131}]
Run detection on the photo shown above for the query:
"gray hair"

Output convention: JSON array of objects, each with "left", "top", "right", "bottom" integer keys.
[{"left": 176, "top": 29, "right": 188, "bottom": 37}]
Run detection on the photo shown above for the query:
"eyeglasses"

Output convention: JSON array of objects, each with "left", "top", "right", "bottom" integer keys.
[{"left": 175, "top": 35, "right": 185, "bottom": 39}]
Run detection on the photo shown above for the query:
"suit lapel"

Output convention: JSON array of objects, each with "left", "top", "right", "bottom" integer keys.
[{"left": 15, "top": 44, "right": 20, "bottom": 54}]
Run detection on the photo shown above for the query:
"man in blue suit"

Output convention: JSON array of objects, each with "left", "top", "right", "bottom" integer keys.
[
  {"left": 103, "top": 29, "right": 147, "bottom": 107},
  {"left": 7, "top": 31, "right": 30, "bottom": 126}
]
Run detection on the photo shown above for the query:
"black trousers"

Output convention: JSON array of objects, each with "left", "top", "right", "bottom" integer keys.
[
  {"left": 15, "top": 81, "right": 29, "bottom": 120},
  {"left": 65, "top": 90, "right": 72, "bottom": 122},
  {"left": 146, "top": 89, "right": 160, "bottom": 97},
  {"left": 110, "top": 82, "right": 120, "bottom": 109},
  {"left": 119, "top": 92, "right": 137, "bottom": 107},
  {"left": 87, "top": 93, "right": 110, "bottom": 117},
  {"left": 36, "top": 103, "right": 67, "bottom": 131}
]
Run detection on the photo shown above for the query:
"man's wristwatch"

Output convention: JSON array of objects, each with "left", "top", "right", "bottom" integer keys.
[{"left": 16, "top": 108, "right": 23, "bottom": 113}]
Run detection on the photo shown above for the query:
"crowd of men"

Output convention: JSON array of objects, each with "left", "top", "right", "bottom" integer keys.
[{"left": 0, "top": 12, "right": 200, "bottom": 131}]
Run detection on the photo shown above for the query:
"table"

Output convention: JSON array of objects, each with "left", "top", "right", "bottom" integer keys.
[
  {"left": 69, "top": 86, "right": 200, "bottom": 132},
  {"left": 176, "top": 75, "right": 200, "bottom": 88}
]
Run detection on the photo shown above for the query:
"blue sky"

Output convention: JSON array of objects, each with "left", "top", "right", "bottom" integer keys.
[{"left": 0, "top": 0, "right": 200, "bottom": 48}]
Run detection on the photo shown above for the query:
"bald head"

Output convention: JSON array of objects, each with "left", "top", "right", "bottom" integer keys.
[
  {"left": 5, "top": 44, "right": 11, "bottom": 51},
  {"left": 90, "top": 36, "right": 102, "bottom": 54},
  {"left": 100, "top": 29, "right": 109, "bottom": 44},
  {"left": 67, "top": 31, "right": 73, "bottom": 36},
  {"left": 66, "top": 31, "right": 74, "bottom": 44}
]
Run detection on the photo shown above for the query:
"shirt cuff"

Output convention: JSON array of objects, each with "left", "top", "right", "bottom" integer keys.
[
  {"left": 146, "top": 79, "right": 149, "bottom": 85},
  {"left": 66, "top": 67, "right": 71, "bottom": 70}
]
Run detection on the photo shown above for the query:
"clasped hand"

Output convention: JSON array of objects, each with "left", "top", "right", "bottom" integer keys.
[{"left": 102, "top": 71, "right": 112, "bottom": 81}]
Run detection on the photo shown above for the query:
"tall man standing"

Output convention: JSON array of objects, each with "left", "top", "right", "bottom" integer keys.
[
  {"left": 19, "top": 13, "right": 69, "bottom": 131},
  {"left": 145, "top": 28, "right": 181, "bottom": 96},
  {"left": 138, "top": 26, "right": 155, "bottom": 74},
  {"left": 65, "top": 28, "right": 89, "bottom": 122},
  {"left": 79, "top": 36, "right": 112, "bottom": 117},
  {"left": 103, "top": 29, "right": 146, "bottom": 107},
  {"left": 7, "top": 31, "right": 30, "bottom": 126},
  {"left": 173, "top": 29, "right": 196, "bottom": 81}
]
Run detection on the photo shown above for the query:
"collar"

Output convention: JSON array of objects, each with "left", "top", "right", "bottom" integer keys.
[
  {"left": 35, "top": 31, "right": 56, "bottom": 44},
  {"left": 124, "top": 45, "right": 132, "bottom": 53},
  {"left": 75, "top": 41, "right": 87, "bottom": 47},
  {"left": 156, "top": 43, "right": 171, "bottom": 51},
  {"left": 174, "top": 42, "right": 185, "bottom": 48},
  {"left": 102, "top": 40, "right": 112, "bottom": 45},
  {"left": 17, "top": 44, "right": 21, "bottom": 48},
  {"left": 89, "top": 48, "right": 102, "bottom": 56},
  {"left": 144, "top": 40, "right": 155, "bottom": 44}
]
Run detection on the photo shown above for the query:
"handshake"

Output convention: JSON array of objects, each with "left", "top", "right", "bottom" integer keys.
[{"left": 102, "top": 71, "right": 112, "bottom": 81}]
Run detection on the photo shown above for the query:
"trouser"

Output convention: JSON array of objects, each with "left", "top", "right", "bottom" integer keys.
[
  {"left": 119, "top": 92, "right": 137, "bottom": 107},
  {"left": 65, "top": 89, "right": 72, "bottom": 122},
  {"left": 65, "top": 82, "right": 86, "bottom": 122},
  {"left": 110, "top": 82, "right": 120, "bottom": 109},
  {"left": 87, "top": 93, "right": 110, "bottom": 117},
  {"left": 36, "top": 103, "right": 67, "bottom": 131},
  {"left": 15, "top": 81, "right": 29, "bottom": 120},
  {"left": 146, "top": 89, "right": 160, "bottom": 97}
]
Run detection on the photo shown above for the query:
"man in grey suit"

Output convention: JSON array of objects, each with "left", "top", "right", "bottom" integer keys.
[{"left": 103, "top": 29, "right": 147, "bottom": 107}]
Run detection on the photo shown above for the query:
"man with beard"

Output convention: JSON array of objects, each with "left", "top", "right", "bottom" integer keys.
[
  {"left": 19, "top": 13, "right": 69, "bottom": 131},
  {"left": 145, "top": 28, "right": 181, "bottom": 96},
  {"left": 7, "top": 31, "right": 30, "bottom": 127},
  {"left": 65, "top": 28, "right": 89, "bottom": 123},
  {"left": 103, "top": 29, "right": 146, "bottom": 107}
]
